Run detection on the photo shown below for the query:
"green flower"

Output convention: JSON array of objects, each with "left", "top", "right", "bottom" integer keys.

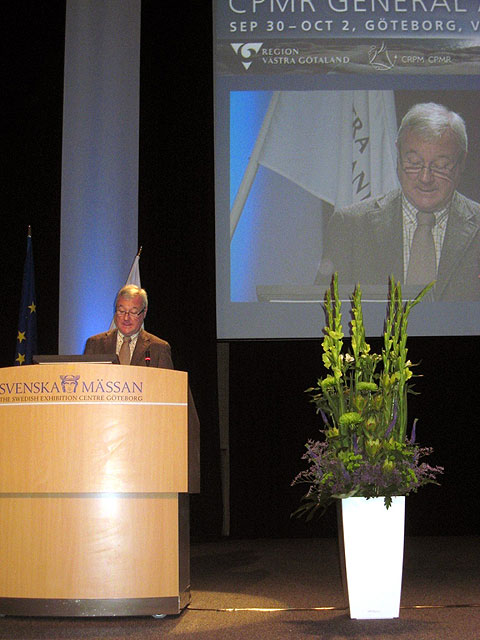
[
  {"left": 326, "top": 329, "right": 344, "bottom": 340},
  {"left": 338, "top": 450, "right": 363, "bottom": 472},
  {"left": 356, "top": 381, "right": 378, "bottom": 393},
  {"left": 365, "top": 438, "right": 381, "bottom": 457},
  {"left": 353, "top": 394, "right": 367, "bottom": 411},
  {"left": 382, "top": 459, "right": 395, "bottom": 473},
  {"left": 325, "top": 426, "right": 340, "bottom": 439},
  {"left": 339, "top": 412, "right": 362, "bottom": 427},
  {"left": 364, "top": 415, "right": 378, "bottom": 431},
  {"left": 320, "top": 376, "right": 336, "bottom": 391}
]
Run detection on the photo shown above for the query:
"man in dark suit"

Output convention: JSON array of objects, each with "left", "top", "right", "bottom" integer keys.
[
  {"left": 315, "top": 102, "right": 480, "bottom": 301},
  {"left": 84, "top": 284, "right": 200, "bottom": 491},
  {"left": 84, "top": 284, "right": 173, "bottom": 367}
]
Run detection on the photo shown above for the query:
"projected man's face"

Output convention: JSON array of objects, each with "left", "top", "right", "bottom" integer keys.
[
  {"left": 397, "top": 128, "right": 465, "bottom": 213},
  {"left": 114, "top": 294, "right": 146, "bottom": 337}
]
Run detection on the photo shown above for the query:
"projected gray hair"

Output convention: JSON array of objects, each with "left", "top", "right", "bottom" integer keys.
[{"left": 397, "top": 102, "right": 467, "bottom": 154}]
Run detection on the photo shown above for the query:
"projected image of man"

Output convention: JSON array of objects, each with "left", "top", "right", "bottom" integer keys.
[{"left": 315, "top": 102, "right": 480, "bottom": 301}]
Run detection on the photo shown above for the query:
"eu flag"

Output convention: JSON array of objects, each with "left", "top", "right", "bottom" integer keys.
[{"left": 15, "top": 227, "right": 37, "bottom": 365}]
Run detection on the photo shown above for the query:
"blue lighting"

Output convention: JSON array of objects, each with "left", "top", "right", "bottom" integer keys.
[{"left": 230, "top": 91, "right": 272, "bottom": 301}]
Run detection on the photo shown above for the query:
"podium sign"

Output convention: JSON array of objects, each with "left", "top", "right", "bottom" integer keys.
[{"left": 0, "top": 364, "right": 191, "bottom": 616}]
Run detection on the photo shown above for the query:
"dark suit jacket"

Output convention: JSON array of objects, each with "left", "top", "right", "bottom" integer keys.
[
  {"left": 84, "top": 329, "right": 174, "bottom": 369},
  {"left": 84, "top": 328, "right": 200, "bottom": 492},
  {"left": 315, "top": 189, "right": 480, "bottom": 301}
]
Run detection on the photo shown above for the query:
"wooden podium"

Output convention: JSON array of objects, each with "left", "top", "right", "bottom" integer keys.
[{"left": 0, "top": 363, "right": 196, "bottom": 617}]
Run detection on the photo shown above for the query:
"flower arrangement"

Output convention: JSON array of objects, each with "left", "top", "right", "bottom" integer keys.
[{"left": 292, "top": 274, "right": 443, "bottom": 519}]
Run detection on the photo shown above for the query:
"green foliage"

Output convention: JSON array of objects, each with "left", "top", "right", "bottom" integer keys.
[
  {"left": 311, "top": 275, "right": 433, "bottom": 446},
  {"left": 292, "top": 275, "right": 442, "bottom": 516}
]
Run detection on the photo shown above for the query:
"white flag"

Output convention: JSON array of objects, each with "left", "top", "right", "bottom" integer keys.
[
  {"left": 258, "top": 90, "right": 398, "bottom": 208},
  {"left": 230, "top": 90, "right": 398, "bottom": 237},
  {"left": 109, "top": 248, "right": 142, "bottom": 330},
  {"left": 123, "top": 252, "right": 141, "bottom": 288}
]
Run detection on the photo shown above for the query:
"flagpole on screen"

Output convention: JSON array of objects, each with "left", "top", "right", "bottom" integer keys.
[{"left": 230, "top": 91, "right": 281, "bottom": 239}]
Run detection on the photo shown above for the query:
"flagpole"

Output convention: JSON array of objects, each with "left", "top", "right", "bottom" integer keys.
[{"left": 230, "top": 91, "right": 281, "bottom": 239}]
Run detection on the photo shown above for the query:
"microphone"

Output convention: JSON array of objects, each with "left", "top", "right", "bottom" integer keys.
[{"left": 145, "top": 350, "right": 151, "bottom": 366}]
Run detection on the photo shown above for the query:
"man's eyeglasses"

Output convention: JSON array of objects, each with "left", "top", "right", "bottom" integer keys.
[
  {"left": 398, "top": 154, "right": 463, "bottom": 179},
  {"left": 115, "top": 307, "right": 145, "bottom": 318}
]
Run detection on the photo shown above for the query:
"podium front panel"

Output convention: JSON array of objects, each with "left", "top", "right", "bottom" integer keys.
[
  {"left": 0, "top": 364, "right": 191, "bottom": 614},
  {"left": 0, "top": 494, "right": 181, "bottom": 599},
  {"left": 0, "top": 364, "right": 188, "bottom": 493}
]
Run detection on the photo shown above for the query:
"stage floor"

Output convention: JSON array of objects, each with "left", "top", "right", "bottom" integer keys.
[{"left": 0, "top": 536, "right": 478, "bottom": 639}]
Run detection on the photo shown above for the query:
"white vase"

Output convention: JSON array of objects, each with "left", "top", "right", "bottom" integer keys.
[{"left": 340, "top": 496, "right": 405, "bottom": 619}]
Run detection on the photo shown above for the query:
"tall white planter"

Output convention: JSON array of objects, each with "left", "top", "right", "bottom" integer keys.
[{"left": 341, "top": 496, "right": 405, "bottom": 619}]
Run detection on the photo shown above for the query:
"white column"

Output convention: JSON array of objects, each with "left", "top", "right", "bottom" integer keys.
[{"left": 59, "top": 0, "right": 141, "bottom": 353}]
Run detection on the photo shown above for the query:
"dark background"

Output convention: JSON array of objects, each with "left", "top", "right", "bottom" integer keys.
[{"left": 3, "top": 1, "right": 477, "bottom": 541}]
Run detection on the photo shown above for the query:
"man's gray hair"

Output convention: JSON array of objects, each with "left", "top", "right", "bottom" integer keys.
[
  {"left": 115, "top": 284, "right": 148, "bottom": 310},
  {"left": 397, "top": 102, "right": 467, "bottom": 154}
]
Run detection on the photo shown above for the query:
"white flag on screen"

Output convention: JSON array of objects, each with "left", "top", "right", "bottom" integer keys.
[{"left": 256, "top": 90, "right": 399, "bottom": 210}]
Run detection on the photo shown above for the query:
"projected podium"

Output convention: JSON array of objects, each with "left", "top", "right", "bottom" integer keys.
[{"left": 0, "top": 363, "right": 196, "bottom": 617}]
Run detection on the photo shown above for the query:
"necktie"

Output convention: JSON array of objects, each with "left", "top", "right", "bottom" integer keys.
[
  {"left": 406, "top": 212, "right": 436, "bottom": 285},
  {"left": 118, "top": 337, "right": 131, "bottom": 365}
]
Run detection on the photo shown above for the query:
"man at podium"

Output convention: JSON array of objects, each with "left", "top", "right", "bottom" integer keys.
[
  {"left": 83, "top": 284, "right": 173, "bottom": 368},
  {"left": 84, "top": 284, "right": 200, "bottom": 492}
]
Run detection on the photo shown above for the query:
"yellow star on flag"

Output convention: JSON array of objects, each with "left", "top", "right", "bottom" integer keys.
[
  {"left": 17, "top": 331, "right": 26, "bottom": 343},
  {"left": 16, "top": 353, "right": 26, "bottom": 365},
  {"left": 28, "top": 301, "right": 36, "bottom": 313}
]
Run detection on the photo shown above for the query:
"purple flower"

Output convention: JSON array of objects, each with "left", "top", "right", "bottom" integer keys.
[
  {"left": 410, "top": 418, "right": 418, "bottom": 443},
  {"left": 320, "top": 409, "right": 329, "bottom": 426},
  {"left": 385, "top": 402, "right": 398, "bottom": 438},
  {"left": 352, "top": 434, "right": 359, "bottom": 455}
]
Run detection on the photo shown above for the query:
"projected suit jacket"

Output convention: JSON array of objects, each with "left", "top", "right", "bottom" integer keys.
[
  {"left": 315, "top": 189, "right": 480, "bottom": 301},
  {"left": 84, "top": 328, "right": 173, "bottom": 368},
  {"left": 84, "top": 327, "right": 200, "bottom": 492}
]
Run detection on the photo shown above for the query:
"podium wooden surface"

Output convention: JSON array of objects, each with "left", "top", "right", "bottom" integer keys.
[{"left": 0, "top": 363, "right": 191, "bottom": 616}]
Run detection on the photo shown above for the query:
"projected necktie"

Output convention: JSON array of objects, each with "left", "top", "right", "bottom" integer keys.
[
  {"left": 118, "top": 337, "right": 131, "bottom": 365},
  {"left": 406, "top": 212, "right": 436, "bottom": 285}
]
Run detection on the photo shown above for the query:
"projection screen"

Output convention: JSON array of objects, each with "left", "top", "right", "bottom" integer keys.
[{"left": 214, "top": 1, "right": 480, "bottom": 338}]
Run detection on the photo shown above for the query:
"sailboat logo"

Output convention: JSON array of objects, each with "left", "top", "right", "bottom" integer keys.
[{"left": 368, "top": 42, "right": 396, "bottom": 71}]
